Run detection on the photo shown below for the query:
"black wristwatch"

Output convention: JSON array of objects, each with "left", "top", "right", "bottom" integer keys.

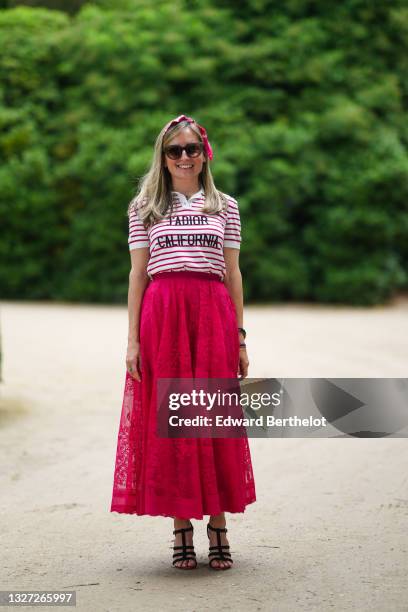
[{"left": 238, "top": 327, "right": 246, "bottom": 339}]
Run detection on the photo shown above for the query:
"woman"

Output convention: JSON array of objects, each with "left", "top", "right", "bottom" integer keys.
[{"left": 110, "top": 114, "right": 256, "bottom": 571}]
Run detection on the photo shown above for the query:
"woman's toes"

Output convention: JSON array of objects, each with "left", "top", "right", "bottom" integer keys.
[
  {"left": 183, "top": 559, "right": 193, "bottom": 568},
  {"left": 217, "top": 559, "right": 231, "bottom": 569}
]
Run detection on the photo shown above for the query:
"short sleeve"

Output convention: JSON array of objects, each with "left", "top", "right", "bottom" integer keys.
[
  {"left": 128, "top": 203, "right": 149, "bottom": 250},
  {"left": 224, "top": 197, "right": 241, "bottom": 249}
]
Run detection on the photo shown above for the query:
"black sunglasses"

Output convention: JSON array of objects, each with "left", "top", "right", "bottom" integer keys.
[{"left": 163, "top": 142, "right": 204, "bottom": 160}]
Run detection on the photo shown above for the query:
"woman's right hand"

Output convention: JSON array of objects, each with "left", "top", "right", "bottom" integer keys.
[{"left": 126, "top": 341, "right": 142, "bottom": 382}]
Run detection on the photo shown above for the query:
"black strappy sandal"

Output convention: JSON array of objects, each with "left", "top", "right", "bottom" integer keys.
[
  {"left": 172, "top": 521, "right": 197, "bottom": 570},
  {"left": 207, "top": 523, "right": 234, "bottom": 570}
]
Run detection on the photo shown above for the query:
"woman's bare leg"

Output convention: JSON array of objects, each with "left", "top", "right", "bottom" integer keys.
[
  {"left": 173, "top": 518, "right": 195, "bottom": 568},
  {"left": 208, "top": 512, "right": 232, "bottom": 569}
]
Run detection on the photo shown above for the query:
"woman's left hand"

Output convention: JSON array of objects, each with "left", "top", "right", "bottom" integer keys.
[{"left": 238, "top": 347, "right": 249, "bottom": 379}]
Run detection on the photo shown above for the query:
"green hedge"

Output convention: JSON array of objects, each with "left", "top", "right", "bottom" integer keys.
[{"left": 0, "top": 0, "right": 407, "bottom": 304}]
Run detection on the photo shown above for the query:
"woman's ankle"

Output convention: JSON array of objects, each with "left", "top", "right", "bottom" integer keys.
[
  {"left": 174, "top": 517, "right": 192, "bottom": 529},
  {"left": 209, "top": 513, "right": 226, "bottom": 528}
]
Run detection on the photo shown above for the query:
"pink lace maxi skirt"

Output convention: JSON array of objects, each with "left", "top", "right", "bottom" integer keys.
[{"left": 110, "top": 270, "right": 256, "bottom": 519}]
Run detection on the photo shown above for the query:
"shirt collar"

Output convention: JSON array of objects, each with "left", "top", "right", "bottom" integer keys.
[{"left": 171, "top": 187, "right": 204, "bottom": 200}]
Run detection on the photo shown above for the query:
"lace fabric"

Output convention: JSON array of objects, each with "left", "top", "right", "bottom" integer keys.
[{"left": 110, "top": 272, "right": 256, "bottom": 519}]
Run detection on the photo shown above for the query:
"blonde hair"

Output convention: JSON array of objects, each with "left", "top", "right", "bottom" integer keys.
[{"left": 127, "top": 119, "right": 229, "bottom": 229}]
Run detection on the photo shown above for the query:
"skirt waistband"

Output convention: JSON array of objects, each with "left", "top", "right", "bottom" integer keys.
[{"left": 151, "top": 271, "right": 223, "bottom": 282}]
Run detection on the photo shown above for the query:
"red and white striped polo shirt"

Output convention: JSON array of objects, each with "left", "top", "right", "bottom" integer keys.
[{"left": 128, "top": 188, "right": 241, "bottom": 281}]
